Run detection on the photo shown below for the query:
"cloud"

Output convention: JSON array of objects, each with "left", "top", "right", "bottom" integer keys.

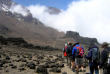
[
  {"left": 11, "top": 0, "right": 110, "bottom": 43},
  {"left": 27, "top": 0, "right": 110, "bottom": 43},
  {"left": 10, "top": 5, "right": 28, "bottom": 16}
]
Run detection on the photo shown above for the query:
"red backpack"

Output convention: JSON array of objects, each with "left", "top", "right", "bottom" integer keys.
[
  {"left": 75, "top": 46, "right": 84, "bottom": 57},
  {"left": 64, "top": 45, "right": 67, "bottom": 56}
]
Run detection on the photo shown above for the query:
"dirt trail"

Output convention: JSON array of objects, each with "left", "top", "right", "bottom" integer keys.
[{"left": 0, "top": 47, "right": 103, "bottom": 74}]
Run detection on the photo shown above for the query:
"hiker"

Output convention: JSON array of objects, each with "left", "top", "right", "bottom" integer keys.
[
  {"left": 70, "top": 43, "right": 76, "bottom": 72},
  {"left": 63, "top": 43, "right": 68, "bottom": 65},
  {"left": 98, "top": 42, "right": 110, "bottom": 74},
  {"left": 72, "top": 42, "right": 84, "bottom": 73},
  {"left": 66, "top": 42, "right": 73, "bottom": 68},
  {"left": 85, "top": 42, "right": 100, "bottom": 74}
]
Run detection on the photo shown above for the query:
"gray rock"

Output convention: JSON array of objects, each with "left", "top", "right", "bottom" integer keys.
[
  {"left": 49, "top": 67, "right": 61, "bottom": 73},
  {"left": 62, "top": 72, "right": 67, "bottom": 74},
  {"left": 26, "top": 62, "right": 36, "bottom": 69},
  {"left": 19, "top": 68, "right": 25, "bottom": 71},
  {"left": 5, "top": 56, "right": 10, "bottom": 60},
  {"left": 0, "top": 63, "right": 3, "bottom": 67},
  {"left": 36, "top": 67, "right": 48, "bottom": 74},
  {"left": 58, "top": 63, "right": 64, "bottom": 68},
  {"left": 11, "top": 65, "right": 17, "bottom": 69}
]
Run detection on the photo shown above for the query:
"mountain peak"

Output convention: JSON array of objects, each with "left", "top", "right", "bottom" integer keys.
[
  {"left": 62, "top": 31, "right": 99, "bottom": 45},
  {"left": 46, "top": 7, "right": 62, "bottom": 14},
  {"left": 0, "top": 0, "right": 13, "bottom": 8}
]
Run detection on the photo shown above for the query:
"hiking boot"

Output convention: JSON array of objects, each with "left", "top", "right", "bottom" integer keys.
[
  {"left": 82, "top": 70, "right": 86, "bottom": 72},
  {"left": 72, "top": 68, "right": 75, "bottom": 72},
  {"left": 79, "top": 70, "right": 82, "bottom": 72}
]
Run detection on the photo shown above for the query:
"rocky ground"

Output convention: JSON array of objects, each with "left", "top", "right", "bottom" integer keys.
[{"left": 0, "top": 46, "right": 103, "bottom": 74}]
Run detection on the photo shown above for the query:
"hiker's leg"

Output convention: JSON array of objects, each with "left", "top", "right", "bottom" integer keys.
[
  {"left": 67, "top": 56, "right": 68, "bottom": 65},
  {"left": 69, "top": 57, "right": 71, "bottom": 68},
  {"left": 80, "top": 58, "right": 84, "bottom": 71},
  {"left": 76, "top": 58, "right": 79, "bottom": 72},
  {"left": 76, "top": 65, "right": 79, "bottom": 72},
  {"left": 71, "top": 56, "right": 75, "bottom": 69},
  {"left": 72, "top": 61, "right": 75, "bottom": 69},
  {"left": 81, "top": 65, "right": 84, "bottom": 71},
  {"left": 95, "top": 66, "right": 99, "bottom": 74},
  {"left": 90, "top": 66, "right": 94, "bottom": 74},
  {"left": 68, "top": 57, "right": 71, "bottom": 68}
]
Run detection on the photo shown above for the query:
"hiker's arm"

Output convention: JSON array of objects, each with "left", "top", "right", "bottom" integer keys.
[
  {"left": 85, "top": 50, "right": 92, "bottom": 60},
  {"left": 72, "top": 47, "right": 76, "bottom": 56}
]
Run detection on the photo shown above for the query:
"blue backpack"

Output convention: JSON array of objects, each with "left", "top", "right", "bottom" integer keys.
[{"left": 92, "top": 47, "right": 100, "bottom": 61}]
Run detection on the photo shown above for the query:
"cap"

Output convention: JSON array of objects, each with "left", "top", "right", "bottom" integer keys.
[
  {"left": 101, "top": 42, "right": 109, "bottom": 48},
  {"left": 73, "top": 42, "right": 79, "bottom": 46}
]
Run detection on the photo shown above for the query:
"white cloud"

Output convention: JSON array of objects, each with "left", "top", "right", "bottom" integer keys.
[
  {"left": 10, "top": 5, "right": 28, "bottom": 16},
  {"left": 11, "top": 0, "right": 110, "bottom": 43},
  {"left": 28, "top": 0, "right": 110, "bottom": 43}
]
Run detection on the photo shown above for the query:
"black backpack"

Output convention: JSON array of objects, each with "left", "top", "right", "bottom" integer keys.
[
  {"left": 66, "top": 45, "right": 73, "bottom": 56},
  {"left": 104, "top": 50, "right": 110, "bottom": 68}
]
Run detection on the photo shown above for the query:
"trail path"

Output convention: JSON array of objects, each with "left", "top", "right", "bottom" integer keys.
[{"left": 0, "top": 47, "right": 103, "bottom": 74}]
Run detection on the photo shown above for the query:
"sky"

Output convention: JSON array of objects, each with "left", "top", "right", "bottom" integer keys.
[
  {"left": 11, "top": 0, "right": 110, "bottom": 44},
  {"left": 12, "top": 0, "right": 78, "bottom": 10}
]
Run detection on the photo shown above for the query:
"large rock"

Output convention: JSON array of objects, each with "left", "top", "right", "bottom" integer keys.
[
  {"left": 36, "top": 66, "right": 48, "bottom": 74},
  {"left": 49, "top": 63, "right": 59, "bottom": 68},
  {"left": 63, "top": 31, "right": 99, "bottom": 45},
  {"left": 58, "top": 63, "right": 64, "bottom": 68},
  {"left": 26, "top": 62, "right": 36, "bottom": 69},
  {"left": 5, "top": 56, "right": 10, "bottom": 60},
  {"left": 19, "top": 68, "right": 25, "bottom": 71},
  {"left": 0, "top": 63, "right": 3, "bottom": 67},
  {"left": 49, "top": 67, "right": 61, "bottom": 73}
]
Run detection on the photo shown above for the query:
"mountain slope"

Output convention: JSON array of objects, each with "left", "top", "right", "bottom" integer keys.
[
  {"left": 0, "top": 0, "right": 100, "bottom": 49},
  {"left": 0, "top": 0, "right": 65, "bottom": 47}
]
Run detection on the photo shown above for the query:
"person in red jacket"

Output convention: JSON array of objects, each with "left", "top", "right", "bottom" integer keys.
[{"left": 63, "top": 43, "right": 68, "bottom": 65}]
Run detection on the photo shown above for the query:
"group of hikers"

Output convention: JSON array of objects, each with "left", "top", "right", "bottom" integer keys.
[{"left": 63, "top": 41, "right": 110, "bottom": 74}]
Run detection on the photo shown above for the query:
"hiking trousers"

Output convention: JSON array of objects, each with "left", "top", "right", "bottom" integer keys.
[
  {"left": 103, "top": 68, "right": 110, "bottom": 74},
  {"left": 64, "top": 56, "right": 69, "bottom": 66},
  {"left": 89, "top": 66, "right": 99, "bottom": 74}
]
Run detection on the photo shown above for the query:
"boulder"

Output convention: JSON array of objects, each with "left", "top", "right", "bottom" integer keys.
[
  {"left": 49, "top": 67, "right": 61, "bottom": 73},
  {"left": 36, "top": 66, "right": 48, "bottom": 74},
  {"left": 26, "top": 62, "right": 36, "bottom": 69}
]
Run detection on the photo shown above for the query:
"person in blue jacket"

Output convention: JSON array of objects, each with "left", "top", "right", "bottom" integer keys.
[
  {"left": 85, "top": 42, "right": 99, "bottom": 74},
  {"left": 72, "top": 42, "right": 84, "bottom": 73}
]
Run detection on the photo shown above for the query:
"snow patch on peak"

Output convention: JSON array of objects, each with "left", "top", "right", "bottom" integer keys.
[
  {"left": 10, "top": 5, "right": 29, "bottom": 16},
  {"left": 1, "top": 4, "right": 10, "bottom": 11}
]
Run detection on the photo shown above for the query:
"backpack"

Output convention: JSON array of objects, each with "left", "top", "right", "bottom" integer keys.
[
  {"left": 66, "top": 45, "right": 73, "bottom": 56},
  {"left": 75, "top": 46, "right": 84, "bottom": 57},
  {"left": 104, "top": 50, "right": 110, "bottom": 68},
  {"left": 92, "top": 47, "right": 100, "bottom": 61},
  {"left": 64, "top": 45, "right": 67, "bottom": 57}
]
